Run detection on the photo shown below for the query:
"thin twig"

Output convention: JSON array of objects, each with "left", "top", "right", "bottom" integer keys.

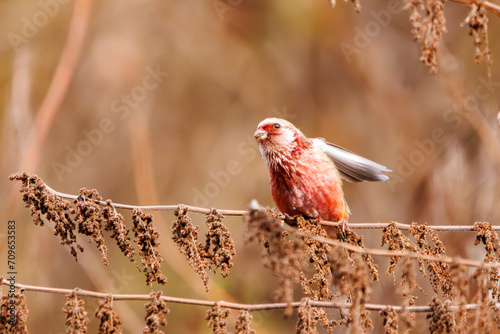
[
  {"left": 43, "top": 183, "right": 247, "bottom": 216},
  {"left": 20, "top": 0, "right": 93, "bottom": 172},
  {"left": 449, "top": 0, "right": 500, "bottom": 17},
  {"left": 292, "top": 229, "right": 500, "bottom": 269},
  {"left": 0, "top": 279, "right": 494, "bottom": 313},
  {"left": 42, "top": 183, "right": 500, "bottom": 231},
  {"left": 31, "top": 183, "right": 500, "bottom": 269}
]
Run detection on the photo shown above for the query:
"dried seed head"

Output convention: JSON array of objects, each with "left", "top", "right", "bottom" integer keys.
[
  {"left": 206, "top": 303, "right": 230, "bottom": 334},
  {"left": 95, "top": 296, "right": 122, "bottom": 334},
  {"left": 410, "top": 224, "right": 451, "bottom": 296},
  {"left": 404, "top": 0, "right": 448, "bottom": 73},
  {"left": 466, "top": 4, "right": 491, "bottom": 77},
  {"left": 296, "top": 298, "right": 320, "bottom": 334},
  {"left": 0, "top": 289, "right": 29, "bottom": 334},
  {"left": 380, "top": 307, "right": 399, "bottom": 334},
  {"left": 235, "top": 310, "right": 256, "bottom": 334},
  {"left": 342, "top": 225, "right": 379, "bottom": 282},
  {"left": 172, "top": 205, "right": 210, "bottom": 290},
  {"left": 102, "top": 200, "right": 137, "bottom": 266},
  {"left": 448, "top": 263, "right": 469, "bottom": 328},
  {"left": 244, "top": 208, "right": 304, "bottom": 311},
  {"left": 427, "top": 297, "right": 457, "bottom": 333},
  {"left": 399, "top": 257, "right": 422, "bottom": 308},
  {"left": 382, "top": 222, "right": 414, "bottom": 280},
  {"left": 474, "top": 222, "right": 500, "bottom": 299},
  {"left": 10, "top": 172, "right": 82, "bottom": 260},
  {"left": 132, "top": 209, "right": 167, "bottom": 286},
  {"left": 204, "top": 209, "right": 236, "bottom": 278},
  {"left": 144, "top": 291, "right": 169, "bottom": 334},
  {"left": 63, "top": 291, "right": 89, "bottom": 334},
  {"left": 75, "top": 188, "right": 108, "bottom": 265}
]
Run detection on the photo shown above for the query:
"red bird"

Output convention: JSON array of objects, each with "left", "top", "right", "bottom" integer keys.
[{"left": 254, "top": 118, "right": 390, "bottom": 223}]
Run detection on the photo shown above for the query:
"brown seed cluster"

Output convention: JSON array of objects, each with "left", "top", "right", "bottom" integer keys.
[
  {"left": 398, "top": 258, "right": 419, "bottom": 324},
  {"left": 102, "top": 200, "right": 137, "bottom": 265},
  {"left": 75, "top": 188, "right": 108, "bottom": 265},
  {"left": 402, "top": 0, "right": 494, "bottom": 75},
  {"left": 380, "top": 223, "right": 500, "bottom": 334},
  {"left": 410, "top": 224, "right": 450, "bottom": 296},
  {"left": 172, "top": 206, "right": 236, "bottom": 292},
  {"left": 95, "top": 296, "right": 122, "bottom": 334},
  {"left": 340, "top": 225, "right": 379, "bottom": 282},
  {"left": 10, "top": 171, "right": 82, "bottom": 260},
  {"left": 380, "top": 307, "right": 398, "bottom": 334},
  {"left": 470, "top": 268, "right": 498, "bottom": 331},
  {"left": 382, "top": 222, "right": 414, "bottom": 279},
  {"left": 63, "top": 291, "right": 89, "bottom": 334},
  {"left": 467, "top": 4, "right": 492, "bottom": 76},
  {"left": 204, "top": 209, "right": 236, "bottom": 278},
  {"left": 144, "top": 291, "right": 169, "bottom": 334},
  {"left": 244, "top": 208, "right": 305, "bottom": 315},
  {"left": 296, "top": 216, "right": 334, "bottom": 302},
  {"left": 404, "top": 0, "right": 447, "bottom": 73},
  {"left": 448, "top": 263, "right": 468, "bottom": 327},
  {"left": 234, "top": 310, "right": 256, "bottom": 334},
  {"left": 474, "top": 222, "right": 500, "bottom": 300},
  {"left": 296, "top": 298, "right": 320, "bottom": 334},
  {"left": 10, "top": 172, "right": 159, "bottom": 286},
  {"left": 172, "top": 205, "right": 211, "bottom": 290},
  {"left": 383, "top": 223, "right": 450, "bottom": 298},
  {"left": 428, "top": 297, "right": 456, "bottom": 333},
  {"left": 205, "top": 303, "right": 230, "bottom": 334},
  {"left": 132, "top": 209, "right": 167, "bottom": 286},
  {"left": 0, "top": 288, "right": 29, "bottom": 334},
  {"left": 244, "top": 207, "right": 375, "bottom": 332},
  {"left": 331, "top": 253, "right": 373, "bottom": 332},
  {"left": 405, "top": 0, "right": 425, "bottom": 41}
]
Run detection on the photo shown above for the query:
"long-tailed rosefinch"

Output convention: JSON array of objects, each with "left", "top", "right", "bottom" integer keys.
[{"left": 254, "top": 118, "right": 390, "bottom": 223}]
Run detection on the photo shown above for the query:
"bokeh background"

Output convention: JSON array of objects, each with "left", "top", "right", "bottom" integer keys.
[{"left": 1, "top": 0, "right": 500, "bottom": 332}]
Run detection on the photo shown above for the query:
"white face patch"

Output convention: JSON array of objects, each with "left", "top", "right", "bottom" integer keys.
[
  {"left": 276, "top": 128, "right": 296, "bottom": 148},
  {"left": 255, "top": 118, "right": 304, "bottom": 173}
]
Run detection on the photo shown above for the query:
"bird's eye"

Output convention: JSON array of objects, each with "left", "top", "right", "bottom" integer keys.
[{"left": 273, "top": 123, "right": 280, "bottom": 129}]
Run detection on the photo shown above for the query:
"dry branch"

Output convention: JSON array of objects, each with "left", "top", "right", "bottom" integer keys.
[
  {"left": 9, "top": 173, "right": 500, "bottom": 332},
  {"left": 3, "top": 279, "right": 499, "bottom": 314},
  {"left": 19, "top": 0, "right": 93, "bottom": 172},
  {"left": 40, "top": 181, "right": 500, "bottom": 232}
]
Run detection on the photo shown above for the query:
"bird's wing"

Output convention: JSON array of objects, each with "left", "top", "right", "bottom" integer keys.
[{"left": 313, "top": 138, "right": 391, "bottom": 182}]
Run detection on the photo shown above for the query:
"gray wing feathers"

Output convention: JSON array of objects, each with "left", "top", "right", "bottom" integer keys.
[{"left": 313, "top": 139, "right": 391, "bottom": 183}]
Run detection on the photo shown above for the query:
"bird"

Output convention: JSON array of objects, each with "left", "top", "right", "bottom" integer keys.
[{"left": 254, "top": 118, "right": 390, "bottom": 224}]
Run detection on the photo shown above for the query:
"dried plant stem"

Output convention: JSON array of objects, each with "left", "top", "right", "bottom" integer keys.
[
  {"left": 449, "top": 0, "right": 500, "bottom": 17},
  {"left": 2, "top": 279, "right": 498, "bottom": 314},
  {"left": 41, "top": 184, "right": 500, "bottom": 232},
  {"left": 20, "top": 0, "right": 93, "bottom": 172},
  {"left": 43, "top": 183, "right": 247, "bottom": 216},
  {"left": 291, "top": 228, "right": 500, "bottom": 270}
]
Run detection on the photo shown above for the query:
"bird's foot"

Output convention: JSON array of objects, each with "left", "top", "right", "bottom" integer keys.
[{"left": 338, "top": 220, "right": 348, "bottom": 240}]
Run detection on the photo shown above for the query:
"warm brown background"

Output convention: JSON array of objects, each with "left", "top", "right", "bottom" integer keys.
[{"left": 1, "top": 0, "right": 500, "bottom": 332}]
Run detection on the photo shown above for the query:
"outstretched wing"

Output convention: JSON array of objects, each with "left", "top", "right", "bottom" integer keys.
[{"left": 313, "top": 138, "right": 391, "bottom": 182}]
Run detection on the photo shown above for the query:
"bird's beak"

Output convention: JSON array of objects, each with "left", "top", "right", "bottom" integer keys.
[{"left": 254, "top": 129, "right": 268, "bottom": 141}]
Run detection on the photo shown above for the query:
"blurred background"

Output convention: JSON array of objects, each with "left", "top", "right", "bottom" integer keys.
[{"left": 1, "top": 0, "right": 499, "bottom": 332}]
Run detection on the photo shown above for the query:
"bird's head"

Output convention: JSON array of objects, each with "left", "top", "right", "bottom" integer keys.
[
  {"left": 255, "top": 118, "right": 298, "bottom": 147},
  {"left": 255, "top": 118, "right": 310, "bottom": 167}
]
